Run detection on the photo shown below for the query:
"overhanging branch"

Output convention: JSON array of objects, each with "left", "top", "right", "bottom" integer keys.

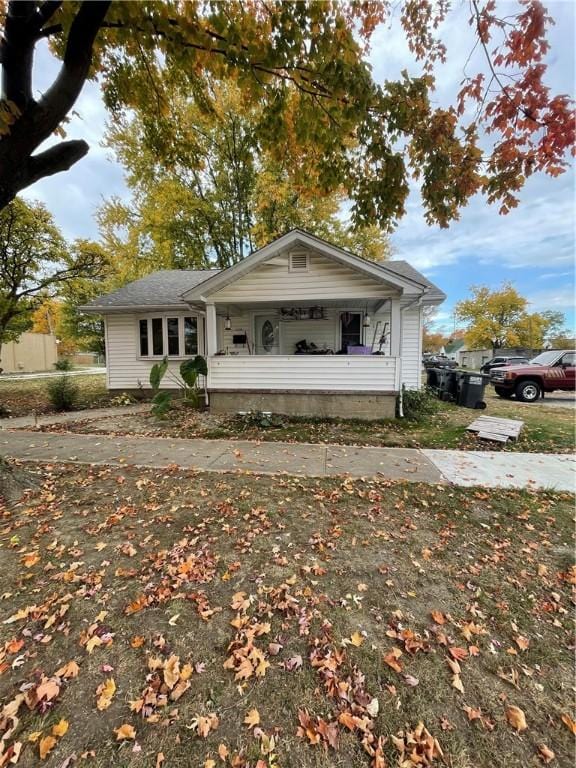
[{"left": 25, "top": 139, "right": 89, "bottom": 187}]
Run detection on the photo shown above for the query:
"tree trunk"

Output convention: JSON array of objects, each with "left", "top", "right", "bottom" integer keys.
[{"left": 0, "top": 1, "right": 111, "bottom": 209}]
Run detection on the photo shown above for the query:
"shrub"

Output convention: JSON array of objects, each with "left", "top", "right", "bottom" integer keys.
[
  {"left": 237, "top": 410, "right": 285, "bottom": 429},
  {"left": 109, "top": 392, "right": 136, "bottom": 407},
  {"left": 54, "top": 358, "right": 73, "bottom": 371},
  {"left": 47, "top": 375, "right": 78, "bottom": 411},
  {"left": 398, "top": 386, "right": 439, "bottom": 421}
]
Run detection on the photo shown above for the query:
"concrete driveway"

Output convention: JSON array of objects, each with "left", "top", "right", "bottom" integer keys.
[{"left": 527, "top": 392, "right": 575, "bottom": 409}]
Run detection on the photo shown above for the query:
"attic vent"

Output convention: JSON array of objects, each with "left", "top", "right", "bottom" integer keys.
[{"left": 289, "top": 251, "right": 309, "bottom": 272}]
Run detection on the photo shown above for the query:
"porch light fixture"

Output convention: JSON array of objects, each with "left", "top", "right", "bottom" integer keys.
[
  {"left": 363, "top": 314, "right": 371, "bottom": 328},
  {"left": 225, "top": 310, "right": 232, "bottom": 331}
]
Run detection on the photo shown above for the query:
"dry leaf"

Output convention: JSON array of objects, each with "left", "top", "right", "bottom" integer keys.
[
  {"left": 506, "top": 705, "right": 527, "bottom": 732},
  {"left": 383, "top": 647, "right": 403, "bottom": 673},
  {"left": 163, "top": 655, "right": 180, "bottom": 689},
  {"left": 52, "top": 719, "right": 69, "bottom": 737},
  {"left": 55, "top": 660, "right": 80, "bottom": 679},
  {"left": 348, "top": 631, "right": 365, "bottom": 647},
  {"left": 538, "top": 743, "right": 556, "bottom": 763},
  {"left": 39, "top": 736, "right": 57, "bottom": 760},
  {"left": 115, "top": 724, "right": 136, "bottom": 741},
  {"left": 244, "top": 708, "right": 260, "bottom": 729},
  {"left": 452, "top": 674, "right": 465, "bottom": 693},
  {"left": 218, "top": 743, "right": 229, "bottom": 760},
  {"left": 561, "top": 713, "right": 576, "bottom": 734},
  {"left": 96, "top": 678, "right": 116, "bottom": 710},
  {"left": 515, "top": 635, "right": 530, "bottom": 651}
]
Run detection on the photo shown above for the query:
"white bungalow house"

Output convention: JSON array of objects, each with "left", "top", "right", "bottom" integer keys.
[{"left": 81, "top": 230, "right": 445, "bottom": 419}]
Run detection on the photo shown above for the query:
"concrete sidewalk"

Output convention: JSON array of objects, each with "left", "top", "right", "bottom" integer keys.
[
  {"left": 0, "top": 404, "right": 149, "bottom": 430},
  {"left": 1, "top": 429, "right": 573, "bottom": 491},
  {"left": 0, "top": 367, "right": 105, "bottom": 382}
]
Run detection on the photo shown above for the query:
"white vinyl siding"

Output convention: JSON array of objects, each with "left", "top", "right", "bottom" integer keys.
[
  {"left": 213, "top": 250, "right": 397, "bottom": 302},
  {"left": 400, "top": 307, "right": 422, "bottom": 390},
  {"left": 208, "top": 355, "right": 398, "bottom": 392},
  {"left": 105, "top": 313, "right": 204, "bottom": 389}
]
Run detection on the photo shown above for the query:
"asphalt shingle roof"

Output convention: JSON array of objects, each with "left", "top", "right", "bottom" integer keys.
[
  {"left": 83, "top": 257, "right": 444, "bottom": 309},
  {"left": 83, "top": 270, "right": 220, "bottom": 309}
]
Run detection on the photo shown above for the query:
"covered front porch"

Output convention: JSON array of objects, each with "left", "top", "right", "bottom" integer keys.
[{"left": 201, "top": 297, "right": 405, "bottom": 419}]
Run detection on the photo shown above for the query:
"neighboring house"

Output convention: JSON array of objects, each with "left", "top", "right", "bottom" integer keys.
[
  {"left": 445, "top": 338, "right": 467, "bottom": 363},
  {"left": 461, "top": 347, "right": 540, "bottom": 370},
  {"left": 81, "top": 230, "right": 445, "bottom": 419},
  {"left": 0, "top": 332, "right": 58, "bottom": 374}
]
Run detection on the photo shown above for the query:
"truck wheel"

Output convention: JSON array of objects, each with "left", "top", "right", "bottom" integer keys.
[
  {"left": 494, "top": 387, "right": 513, "bottom": 399},
  {"left": 515, "top": 380, "right": 541, "bottom": 403}
]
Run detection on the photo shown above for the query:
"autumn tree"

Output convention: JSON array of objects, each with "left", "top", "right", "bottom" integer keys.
[
  {"left": 1, "top": 1, "right": 573, "bottom": 225},
  {"left": 0, "top": 199, "right": 107, "bottom": 362},
  {"left": 101, "top": 80, "right": 391, "bottom": 271},
  {"left": 455, "top": 284, "right": 568, "bottom": 350}
]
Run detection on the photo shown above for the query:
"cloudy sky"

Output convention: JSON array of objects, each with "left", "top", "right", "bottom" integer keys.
[{"left": 22, "top": 1, "right": 575, "bottom": 334}]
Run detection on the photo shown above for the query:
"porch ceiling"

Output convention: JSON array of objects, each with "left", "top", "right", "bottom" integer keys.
[{"left": 208, "top": 298, "right": 393, "bottom": 312}]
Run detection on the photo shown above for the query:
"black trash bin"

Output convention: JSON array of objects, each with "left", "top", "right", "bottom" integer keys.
[
  {"left": 456, "top": 371, "right": 490, "bottom": 409},
  {"left": 439, "top": 368, "right": 458, "bottom": 401},
  {"left": 427, "top": 367, "right": 441, "bottom": 390}
]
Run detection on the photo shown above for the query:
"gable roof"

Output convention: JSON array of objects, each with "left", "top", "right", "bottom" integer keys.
[
  {"left": 182, "top": 229, "right": 445, "bottom": 302},
  {"left": 81, "top": 270, "right": 219, "bottom": 310},
  {"left": 81, "top": 230, "right": 445, "bottom": 312},
  {"left": 445, "top": 339, "right": 466, "bottom": 354}
]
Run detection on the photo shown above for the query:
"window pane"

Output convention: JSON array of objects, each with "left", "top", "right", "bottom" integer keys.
[
  {"left": 341, "top": 313, "right": 362, "bottom": 349},
  {"left": 139, "top": 319, "right": 148, "bottom": 356},
  {"left": 152, "top": 318, "right": 163, "bottom": 355},
  {"left": 167, "top": 317, "right": 179, "bottom": 356},
  {"left": 184, "top": 317, "right": 198, "bottom": 355}
]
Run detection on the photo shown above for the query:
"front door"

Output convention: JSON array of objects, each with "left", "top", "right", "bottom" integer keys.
[{"left": 255, "top": 315, "right": 280, "bottom": 355}]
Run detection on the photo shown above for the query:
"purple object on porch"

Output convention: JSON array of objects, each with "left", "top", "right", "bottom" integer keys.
[{"left": 347, "top": 346, "right": 371, "bottom": 355}]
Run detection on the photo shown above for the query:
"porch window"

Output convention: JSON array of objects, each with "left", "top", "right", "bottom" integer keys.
[
  {"left": 138, "top": 315, "right": 199, "bottom": 358},
  {"left": 340, "top": 312, "right": 362, "bottom": 351}
]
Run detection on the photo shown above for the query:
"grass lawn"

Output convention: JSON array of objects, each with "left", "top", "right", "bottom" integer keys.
[
  {"left": 0, "top": 463, "right": 574, "bottom": 767},
  {"left": 0, "top": 374, "right": 109, "bottom": 417},
  {"left": 38, "top": 387, "right": 575, "bottom": 454}
]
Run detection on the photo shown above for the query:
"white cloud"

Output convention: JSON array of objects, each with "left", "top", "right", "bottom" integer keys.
[{"left": 527, "top": 286, "right": 576, "bottom": 312}]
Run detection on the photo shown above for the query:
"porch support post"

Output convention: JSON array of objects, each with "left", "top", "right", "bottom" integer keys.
[
  {"left": 206, "top": 303, "right": 218, "bottom": 356},
  {"left": 389, "top": 297, "right": 401, "bottom": 357}
]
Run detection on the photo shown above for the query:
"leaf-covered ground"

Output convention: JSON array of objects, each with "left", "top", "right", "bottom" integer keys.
[
  {"left": 0, "top": 375, "right": 110, "bottom": 418},
  {"left": 32, "top": 388, "right": 575, "bottom": 454},
  {"left": 0, "top": 464, "right": 574, "bottom": 767}
]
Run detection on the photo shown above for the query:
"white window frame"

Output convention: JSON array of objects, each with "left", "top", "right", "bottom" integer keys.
[{"left": 136, "top": 313, "right": 200, "bottom": 360}]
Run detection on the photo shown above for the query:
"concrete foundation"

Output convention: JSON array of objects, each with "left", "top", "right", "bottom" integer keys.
[{"left": 209, "top": 389, "right": 397, "bottom": 420}]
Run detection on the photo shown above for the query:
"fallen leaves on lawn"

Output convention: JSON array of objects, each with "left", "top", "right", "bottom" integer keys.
[
  {"left": 391, "top": 721, "right": 444, "bottom": 766},
  {"left": 96, "top": 678, "right": 116, "bottom": 710},
  {"left": 537, "top": 743, "right": 556, "bottom": 763},
  {"left": 561, "top": 712, "right": 576, "bottom": 734},
  {"left": 244, "top": 708, "right": 260, "bottom": 729},
  {"left": 506, "top": 705, "right": 528, "bottom": 732},
  {"left": 114, "top": 723, "right": 136, "bottom": 741},
  {"left": 38, "top": 735, "right": 56, "bottom": 760},
  {"left": 189, "top": 713, "right": 219, "bottom": 738}
]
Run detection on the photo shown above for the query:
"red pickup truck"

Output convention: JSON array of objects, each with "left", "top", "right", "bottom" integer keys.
[{"left": 490, "top": 350, "right": 576, "bottom": 402}]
